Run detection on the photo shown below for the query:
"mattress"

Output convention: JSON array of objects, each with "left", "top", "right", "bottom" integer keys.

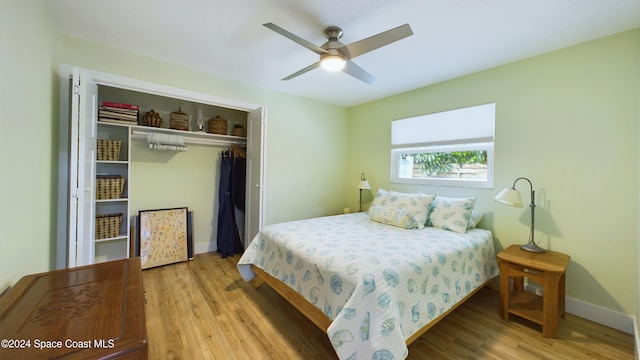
[{"left": 237, "top": 212, "right": 499, "bottom": 360}]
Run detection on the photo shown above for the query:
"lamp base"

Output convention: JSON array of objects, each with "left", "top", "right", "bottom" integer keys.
[{"left": 520, "top": 241, "right": 545, "bottom": 253}]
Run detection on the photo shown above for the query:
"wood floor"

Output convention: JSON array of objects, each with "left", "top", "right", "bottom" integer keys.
[{"left": 142, "top": 252, "right": 635, "bottom": 359}]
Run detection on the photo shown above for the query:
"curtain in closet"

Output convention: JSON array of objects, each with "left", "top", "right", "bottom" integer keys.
[{"left": 216, "top": 146, "right": 246, "bottom": 258}]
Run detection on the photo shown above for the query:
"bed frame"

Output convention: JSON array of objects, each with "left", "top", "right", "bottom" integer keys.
[{"left": 251, "top": 264, "right": 497, "bottom": 346}]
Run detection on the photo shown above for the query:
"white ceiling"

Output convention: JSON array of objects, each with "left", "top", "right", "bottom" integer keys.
[{"left": 44, "top": 0, "right": 640, "bottom": 107}]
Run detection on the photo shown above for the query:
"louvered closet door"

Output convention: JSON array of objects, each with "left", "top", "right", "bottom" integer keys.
[
  {"left": 245, "top": 106, "right": 266, "bottom": 247},
  {"left": 68, "top": 68, "right": 98, "bottom": 267}
]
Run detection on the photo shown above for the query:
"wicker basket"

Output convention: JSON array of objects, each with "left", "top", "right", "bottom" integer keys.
[
  {"left": 97, "top": 140, "right": 122, "bottom": 161},
  {"left": 170, "top": 105, "right": 190, "bottom": 131},
  {"left": 96, "top": 176, "right": 125, "bottom": 200},
  {"left": 232, "top": 125, "right": 244, "bottom": 137},
  {"left": 208, "top": 116, "right": 227, "bottom": 135},
  {"left": 96, "top": 213, "right": 123, "bottom": 239}
]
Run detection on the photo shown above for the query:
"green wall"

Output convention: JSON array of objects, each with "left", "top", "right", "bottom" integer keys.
[
  {"left": 347, "top": 29, "right": 640, "bottom": 316},
  {"left": 0, "top": 1, "right": 60, "bottom": 291}
]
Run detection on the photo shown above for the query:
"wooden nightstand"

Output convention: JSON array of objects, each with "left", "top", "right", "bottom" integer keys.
[{"left": 497, "top": 244, "right": 570, "bottom": 338}]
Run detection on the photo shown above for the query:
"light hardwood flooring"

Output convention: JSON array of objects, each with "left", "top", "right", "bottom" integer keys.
[{"left": 142, "top": 252, "right": 635, "bottom": 359}]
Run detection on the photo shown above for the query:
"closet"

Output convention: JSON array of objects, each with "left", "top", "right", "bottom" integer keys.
[{"left": 58, "top": 67, "right": 266, "bottom": 268}]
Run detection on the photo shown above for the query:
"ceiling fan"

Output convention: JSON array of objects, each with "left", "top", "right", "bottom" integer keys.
[{"left": 263, "top": 22, "right": 413, "bottom": 84}]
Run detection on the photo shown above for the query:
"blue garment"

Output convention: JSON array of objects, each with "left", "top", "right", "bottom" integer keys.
[{"left": 217, "top": 152, "right": 244, "bottom": 257}]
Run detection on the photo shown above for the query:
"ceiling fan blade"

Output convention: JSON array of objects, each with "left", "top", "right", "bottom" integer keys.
[
  {"left": 263, "top": 23, "right": 329, "bottom": 56},
  {"left": 343, "top": 60, "right": 376, "bottom": 84},
  {"left": 340, "top": 23, "right": 413, "bottom": 59},
  {"left": 282, "top": 62, "right": 321, "bottom": 81}
]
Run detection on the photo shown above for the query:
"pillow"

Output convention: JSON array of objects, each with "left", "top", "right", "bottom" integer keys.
[
  {"left": 467, "top": 210, "right": 484, "bottom": 229},
  {"left": 370, "top": 188, "right": 390, "bottom": 208},
  {"left": 368, "top": 205, "right": 418, "bottom": 229},
  {"left": 384, "top": 191, "right": 435, "bottom": 229},
  {"left": 427, "top": 196, "right": 476, "bottom": 233}
]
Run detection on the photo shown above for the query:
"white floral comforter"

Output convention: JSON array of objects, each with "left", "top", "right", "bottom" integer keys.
[{"left": 237, "top": 213, "right": 499, "bottom": 360}]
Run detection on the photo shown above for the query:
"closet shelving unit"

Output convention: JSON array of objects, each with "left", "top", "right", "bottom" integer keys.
[
  {"left": 94, "top": 121, "right": 247, "bottom": 263},
  {"left": 95, "top": 122, "right": 131, "bottom": 263},
  {"left": 94, "top": 82, "right": 252, "bottom": 263}
]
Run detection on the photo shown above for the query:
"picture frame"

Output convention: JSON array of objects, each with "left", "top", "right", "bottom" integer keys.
[{"left": 138, "top": 207, "right": 189, "bottom": 269}]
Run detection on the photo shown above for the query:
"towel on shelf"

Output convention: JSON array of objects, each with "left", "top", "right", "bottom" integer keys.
[{"left": 147, "top": 132, "right": 188, "bottom": 152}]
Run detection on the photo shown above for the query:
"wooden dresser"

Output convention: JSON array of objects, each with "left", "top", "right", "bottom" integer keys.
[{"left": 0, "top": 258, "right": 147, "bottom": 359}]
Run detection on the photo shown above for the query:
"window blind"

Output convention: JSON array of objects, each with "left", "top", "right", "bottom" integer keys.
[{"left": 391, "top": 103, "right": 495, "bottom": 148}]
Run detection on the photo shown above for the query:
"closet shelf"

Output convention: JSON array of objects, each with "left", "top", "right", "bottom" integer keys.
[{"left": 130, "top": 125, "right": 246, "bottom": 146}]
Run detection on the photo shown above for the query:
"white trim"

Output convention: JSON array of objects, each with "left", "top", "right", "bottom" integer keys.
[
  {"left": 633, "top": 316, "right": 639, "bottom": 360},
  {"left": 566, "top": 296, "right": 634, "bottom": 334},
  {"left": 524, "top": 283, "right": 634, "bottom": 334},
  {"left": 59, "top": 64, "right": 261, "bottom": 112},
  {"left": 194, "top": 241, "right": 217, "bottom": 255}
]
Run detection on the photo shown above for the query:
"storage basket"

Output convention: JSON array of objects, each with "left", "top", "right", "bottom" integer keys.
[
  {"left": 96, "top": 213, "right": 123, "bottom": 239},
  {"left": 96, "top": 176, "right": 125, "bottom": 200},
  {"left": 232, "top": 125, "right": 244, "bottom": 137},
  {"left": 143, "top": 109, "right": 163, "bottom": 127},
  {"left": 97, "top": 140, "right": 122, "bottom": 161},
  {"left": 170, "top": 105, "right": 190, "bottom": 131},
  {"left": 208, "top": 116, "right": 227, "bottom": 135}
]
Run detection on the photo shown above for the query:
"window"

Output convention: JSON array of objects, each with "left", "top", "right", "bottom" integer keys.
[{"left": 391, "top": 103, "right": 495, "bottom": 188}]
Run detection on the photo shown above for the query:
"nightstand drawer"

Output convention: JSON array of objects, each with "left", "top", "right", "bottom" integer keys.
[{"left": 507, "top": 263, "right": 545, "bottom": 284}]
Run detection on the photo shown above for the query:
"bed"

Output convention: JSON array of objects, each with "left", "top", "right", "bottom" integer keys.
[{"left": 237, "top": 192, "right": 499, "bottom": 360}]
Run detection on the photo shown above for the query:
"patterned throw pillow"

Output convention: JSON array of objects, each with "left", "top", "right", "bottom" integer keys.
[
  {"left": 384, "top": 191, "right": 435, "bottom": 229},
  {"left": 427, "top": 196, "right": 476, "bottom": 233},
  {"left": 368, "top": 205, "right": 418, "bottom": 229},
  {"left": 370, "top": 188, "right": 390, "bottom": 207}
]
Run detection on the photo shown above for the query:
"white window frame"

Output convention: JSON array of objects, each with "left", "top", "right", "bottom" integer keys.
[{"left": 390, "top": 103, "right": 495, "bottom": 188}]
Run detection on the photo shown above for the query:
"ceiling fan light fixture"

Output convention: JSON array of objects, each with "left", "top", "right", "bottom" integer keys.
[
  {"left": 320, "top": 54, "right": 346, "bottom": 72},
  {"left": 264, "top": 22, "right": 412, "bottom": 83}
]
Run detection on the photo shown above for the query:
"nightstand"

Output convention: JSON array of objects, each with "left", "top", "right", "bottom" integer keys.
[{"left": 497, "top": 244, "right": 570, "bottom": 338}]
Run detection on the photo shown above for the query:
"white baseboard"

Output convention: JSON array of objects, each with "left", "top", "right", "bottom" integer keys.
[
  {"left": 565, "top": 296, "right": 634, "bottom": 334},
  {"left": 524, "top": 283, "right": 634, "bottom": 334},
  {"left": 195, "top": 242, "right": 216, "bottom": 255},
  {"left": 634, "top": 317, "right": 639, "bottom": 360}
]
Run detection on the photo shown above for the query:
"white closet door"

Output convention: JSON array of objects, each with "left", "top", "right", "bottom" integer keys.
[
  {"left": 68, "top": 68, "right": 98, "bottom": 267},
  {"left": 245, "top": 106, "right": 266, "bottom": 247}
]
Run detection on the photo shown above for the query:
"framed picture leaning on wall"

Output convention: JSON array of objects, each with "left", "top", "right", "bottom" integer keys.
[{"left": 138, "top": 207, "right": 189, "bottom": 269}]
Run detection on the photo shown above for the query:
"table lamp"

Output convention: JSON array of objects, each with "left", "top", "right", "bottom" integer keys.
[
  {"left": 357, "top": 173, "right": 371, "bottom": 212},
  {"left": 494, "top": 177, "right": 545, "bottom": 253}
]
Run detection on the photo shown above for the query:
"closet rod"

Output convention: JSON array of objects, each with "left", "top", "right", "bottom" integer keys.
[{"left": 130, "top": 128, "right": 246, "bottom": 147}]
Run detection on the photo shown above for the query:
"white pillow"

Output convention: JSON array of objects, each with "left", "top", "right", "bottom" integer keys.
[
  {"left": 384, "top": 191, "right": 435, "bottom": 229},
  {"left": 427, "top": 196, "right": 476, "bottom": 233},
  {"left": 467, "top": 210, "right": 484, "bottom": 229}
]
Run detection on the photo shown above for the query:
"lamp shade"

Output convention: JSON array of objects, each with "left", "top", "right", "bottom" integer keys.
[
  {"left": 494, "top": 188, "right": 523, "bottom": 208},
  {"left": 357, "top": 180, "right": 371, "bottom": 190}
]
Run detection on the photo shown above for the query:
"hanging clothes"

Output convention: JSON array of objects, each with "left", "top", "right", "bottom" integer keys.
[
  {"left": 216, "top": 146, "right": 246, "bottom": 258},
  {"left": 231, "top": 146, "right": 246, "bottom": 245}
]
